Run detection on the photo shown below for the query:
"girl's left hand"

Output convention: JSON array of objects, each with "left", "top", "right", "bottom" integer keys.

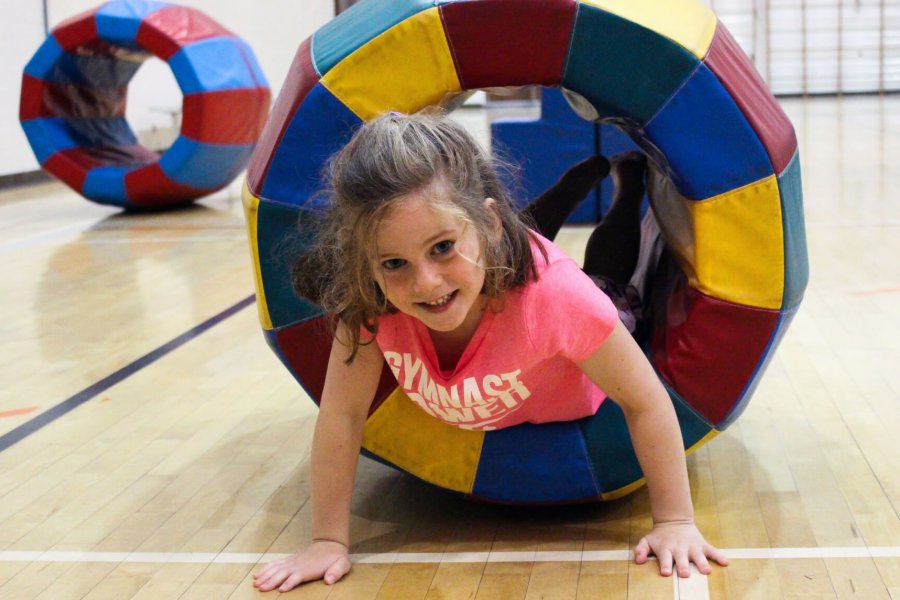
[{"left": 634, "top": 520, "right": 729, "bottom": 577}]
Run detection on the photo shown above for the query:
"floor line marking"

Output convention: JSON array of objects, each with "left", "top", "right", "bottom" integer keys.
[
  {"left": 851, "top": 286, "right": 900, "bottom": 296},
  {"left": 675, "top": 565, "right": 709, "bottom": 600},
  {"left": 1, "top": 547, "right": 897, "bottom": 564},
  {"left": 0, "top": 294, "right": 255, "bottom": 453},
  {"left": 0, "top": 407, "right": 39, "bottom": 419}
]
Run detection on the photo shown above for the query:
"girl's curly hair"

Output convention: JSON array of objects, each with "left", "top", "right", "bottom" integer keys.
[{"left": 292, "top": 111, "right": 544, "bottom": 362}]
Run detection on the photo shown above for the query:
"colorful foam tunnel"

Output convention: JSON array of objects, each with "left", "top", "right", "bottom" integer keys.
[
  {"left": 243, "top": 0, "right": 808, "bottom": 503},
  {"left": 20, "top": 0, "right": 270, "bottom": 209}
]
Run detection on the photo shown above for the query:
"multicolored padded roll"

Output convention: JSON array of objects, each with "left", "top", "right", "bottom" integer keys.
[
  {"left": 243, "top": 0, "right": 808, "bottom": 504},
  {"left": 20, "top": 0, "right": 270, "bottom": 209}
]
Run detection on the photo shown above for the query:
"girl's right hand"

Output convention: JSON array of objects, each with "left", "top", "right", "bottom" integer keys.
[{"left": 252, "top": 540, "right": 351, "bottom": 592}]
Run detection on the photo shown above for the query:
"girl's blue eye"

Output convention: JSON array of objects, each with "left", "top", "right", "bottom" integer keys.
[
  {"left": 433, "top": 240, "right": 454, "bottom": 255},
  {"left": 381, "top": 258, "right": 406, "bottom": 271}
]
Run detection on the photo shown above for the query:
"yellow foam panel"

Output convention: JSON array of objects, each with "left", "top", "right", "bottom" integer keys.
[
  {"left": 650, "top": 170, "right": 785, "bottom": 309},
  {"left": 241, "top": 182, "right": 273, "bottom": 330},
  {"left": 321, "top": 7, "right": 462, "bottom": 121},
  {"left": 579, "top": 0, "right": 716, "bottom": 60},
  {"left": 363, "top": 387, "right": 484, "bottom": 493}
]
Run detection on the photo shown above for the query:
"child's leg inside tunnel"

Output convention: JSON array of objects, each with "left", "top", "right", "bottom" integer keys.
[
  {"left": 582, "top": 152, "right": 647, "bottom": 285},
  {"left": 520, "top": 155, "right": 610, "bottom": 241}
]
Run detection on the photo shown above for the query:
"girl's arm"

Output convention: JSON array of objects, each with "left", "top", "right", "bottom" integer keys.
[
  {"left": 254, "top": 321, "right": 385, "bottom": 592},
  {"left": 577, "top": 321, "right": 729, "bottom": 577}
]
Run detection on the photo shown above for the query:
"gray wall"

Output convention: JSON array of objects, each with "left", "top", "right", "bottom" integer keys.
[
  {"left": 2, "top": 0, "right": 334, "bottom": 177},
  {"left": 3, "top": 0, "right": 898, "bottom": 177}
]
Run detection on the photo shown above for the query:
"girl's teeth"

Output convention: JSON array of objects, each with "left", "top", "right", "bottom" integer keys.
[{"left": 426, "top": 293, "right": 452, "bottom": 306}]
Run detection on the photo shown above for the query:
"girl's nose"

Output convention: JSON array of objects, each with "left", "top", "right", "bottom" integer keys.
[{"left": 413, "top": 262, "right": 442, "bottom": 295}]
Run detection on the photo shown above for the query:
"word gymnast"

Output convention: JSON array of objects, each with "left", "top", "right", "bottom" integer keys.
[{"left": 384, "top": 351, "right": 531, "bottom": 431}]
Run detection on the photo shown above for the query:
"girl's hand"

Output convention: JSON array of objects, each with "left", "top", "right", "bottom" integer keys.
[
  {"left": 252, "top": 540, "right": 351, "bottom": 592},
  {"left": 634, "top": 521, "right": 729, "bottom": 577}
]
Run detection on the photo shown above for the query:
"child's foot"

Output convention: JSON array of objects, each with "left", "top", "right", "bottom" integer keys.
[
  {"left": 609, "top": 151, "right": 647, "bottom": 203},
  {"left": 522, "top": 155, "right": 611, "bottom": 240},
  {"left": 557, "top": 155, "right": 611, "bottom": 199}
]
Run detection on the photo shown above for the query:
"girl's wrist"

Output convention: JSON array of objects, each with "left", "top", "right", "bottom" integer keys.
[
  {"left": 312, "top": 537, "right": 349, "bottom": 549},
  {"left": 651, "top": 518, "right": 695, "bottom": 527}
]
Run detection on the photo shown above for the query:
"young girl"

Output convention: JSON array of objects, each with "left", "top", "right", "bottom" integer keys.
[{"left": 253, "top": 112, "right": 728, "bottom": 593}]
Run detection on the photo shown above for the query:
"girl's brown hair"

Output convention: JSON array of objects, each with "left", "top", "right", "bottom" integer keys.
[{"left": 292, "top": 111, "right": 544, "bottom": 362}]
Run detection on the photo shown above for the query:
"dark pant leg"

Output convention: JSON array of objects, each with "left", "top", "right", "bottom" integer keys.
[
  {"left": 520, "top": 156, "right": 609, "bottom": 241},
  {"left": 581, "top": 152, "right": 647, "bottom": 285}
]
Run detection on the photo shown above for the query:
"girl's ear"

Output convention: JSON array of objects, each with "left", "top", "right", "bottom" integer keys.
[{"left": 484, "top": 197, "right": 502, "bottom": 241}]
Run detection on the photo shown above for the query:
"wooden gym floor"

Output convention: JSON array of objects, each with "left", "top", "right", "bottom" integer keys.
[{"left": 0, "top": 95, "right": 898, "bottom": 599}]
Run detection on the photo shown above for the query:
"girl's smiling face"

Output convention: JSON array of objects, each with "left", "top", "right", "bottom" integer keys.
[{"left": 372, "top": 184, "right": 490, "bottom": 341}]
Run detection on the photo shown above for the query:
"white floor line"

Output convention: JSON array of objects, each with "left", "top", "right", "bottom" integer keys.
[
  {"left": 0, "top": 546, "right": 897, "bottom": 565},
  {"left": 675, "top": 565, "right": 709, "bottom": 600}
]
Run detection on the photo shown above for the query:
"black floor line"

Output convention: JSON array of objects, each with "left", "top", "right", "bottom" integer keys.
[{"left": 0, "top": 294, "right": 256, "bottom": 453}]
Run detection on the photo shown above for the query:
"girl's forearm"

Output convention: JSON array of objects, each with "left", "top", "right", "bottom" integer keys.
[
  {"left": 309, "top": 409, "right": 367, "bottom": 546},
  {"left": 308, "top": 324, "right": 385, "bottom": 547},
  {"left": 577, "top": 323, "right": 696, "bottom": 524},
  {"left": 623, "top": 398, "right": 694, "bottom": 524}
]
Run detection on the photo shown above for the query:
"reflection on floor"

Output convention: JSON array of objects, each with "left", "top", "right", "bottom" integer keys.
[{"left": 0, "top": 95, "right": 898, "bottom": 599}]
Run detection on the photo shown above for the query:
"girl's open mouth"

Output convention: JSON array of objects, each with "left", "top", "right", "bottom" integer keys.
[{"left": 418, "top": 290, "right": 458, "bottom": 313}]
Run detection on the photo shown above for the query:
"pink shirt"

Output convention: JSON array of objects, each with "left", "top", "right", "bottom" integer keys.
[{"left": 373, "top": 234, "right": 620, "bottom": 431}]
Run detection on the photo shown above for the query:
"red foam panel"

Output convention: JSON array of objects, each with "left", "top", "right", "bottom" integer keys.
[
  {"left": 21, "top": 75, "right": 128, "bottom": 120},
  {"left": 124, "top": 163, "right": 208, "bottom": 208},
  {"left": 275, "top": 317, "right": 398, "bottom": 415},
  {"left": 438, "top": 0, "right": 577, "bottom": 89},
  {"left": 650, "top": 281, "right": 780, "bottom": 426},
  {"left": 246, "top": 37, "right": 317, "bottom": 196},
  {"left": 49, "top": 145, "right": 157, "bottom": 173},
  {"left": 42, "top": 151, "right": 91, "bottom": 191},
  {"left": 136, "top": 5, "right": 233, "bottom": 61},
  {"left": 182, "top": 87, "right": 271, "bottom": 144},
  {"left": 19, "top": 75, "right": 48, "bottom": 120},
  {"left": 52, "top": 7, "right": 99, "bottom": 51},
  {"left": 704, "top": 23, "right": 797, "bottom": 174}
]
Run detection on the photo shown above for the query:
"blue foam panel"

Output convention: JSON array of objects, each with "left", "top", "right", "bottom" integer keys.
[
  {"left": 491, "top": 88, "right": 600, "bottom": 222},
  {"left": 261, "top": 83, "right": 362, "bottom": 207},
  {"left": 158, "top": 136, "right": 254, "bottom": 189},
  {"left": 23, "top": 37, "right": 64, "bottom": 80},
  {"left": 83, "top": 165, "right": 132, "bottom": 203},
  {"left": 644, "top": 64, "right": 773, "bottom": 200},
  {"left": 169, "top": 38, "right": 268, "bottom": 94},
  {"left": 474, "top": 420, "right": 599, "bottom": 503},
  {"left": 96, "top": 0, "right": 170, "bottom": 45},
  {"left": 21, "top": 118, "right": 80, "bottom": 163}
]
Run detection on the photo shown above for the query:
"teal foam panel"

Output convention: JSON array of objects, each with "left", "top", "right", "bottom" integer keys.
[
  {"left": 562, "top": 3, "right": 698, "bottom": 123},
  {"left": 579, "top": 398, "right": 642, "bottom": 494},
  {"left": 257, "top": 199, "right": 325, "bottom": 329},
  {"left": 779, "top": 151, "right": 808, "bottom": 310},
  {"left": 312, "top": 0, "right": 435, "bottom": 76}
]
